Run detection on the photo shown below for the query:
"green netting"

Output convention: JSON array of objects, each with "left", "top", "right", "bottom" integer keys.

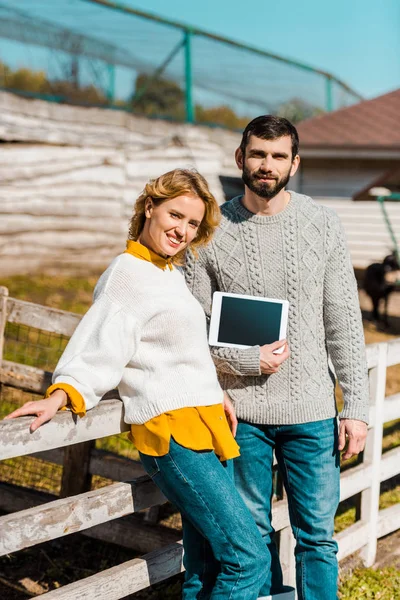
[{"left": 0, "top": 0, "right": 362, "bottom": 127}]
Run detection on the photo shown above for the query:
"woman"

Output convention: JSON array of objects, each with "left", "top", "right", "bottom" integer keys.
[{"left": 5, "top": 169, "right": 284, "bottom": 599}]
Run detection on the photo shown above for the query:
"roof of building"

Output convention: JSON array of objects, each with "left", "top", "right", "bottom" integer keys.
[{"left": 297, "top": 88, "right": 400, "bottom": 149}]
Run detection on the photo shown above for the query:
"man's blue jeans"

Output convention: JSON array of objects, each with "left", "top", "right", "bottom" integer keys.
[
  {"left": 234, "top": 418, "right": 340, "bottom": 600},
  {"left": 139, "top": 437, "right": 269, "bottom": 600}
]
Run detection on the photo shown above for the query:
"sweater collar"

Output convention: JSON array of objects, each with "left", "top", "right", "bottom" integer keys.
[
  {"left": 125, "top": 240, "right": 173, "bottom": 271},
  {"left": 230, "top": 191, "right": 297, "bottom": 224}
]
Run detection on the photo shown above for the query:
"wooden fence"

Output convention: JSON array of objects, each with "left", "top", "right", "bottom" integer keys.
[{"left": 0, "top": 286, "right": 400, "bottom": 598}]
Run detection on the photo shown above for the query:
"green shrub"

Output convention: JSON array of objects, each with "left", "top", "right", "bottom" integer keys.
[{"left": 339, "top": 567, "right": 400, "bottom": 599}]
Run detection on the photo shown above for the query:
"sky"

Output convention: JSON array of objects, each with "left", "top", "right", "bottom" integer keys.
[{"left": 123, "top": 0, "right": 400, "bottom": 100}]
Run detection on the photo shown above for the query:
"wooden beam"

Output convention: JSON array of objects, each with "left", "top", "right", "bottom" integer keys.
[
  {"left": 335, "top": 520, "right": 369, "bottom": 561},
  {"left": 340, "top": 463, "right": 372, "bottom": 502},
  {"left": 0, "top": 399, "right": 129, "bottom": 460},
  {"left": 0, "top": 482, "right": 178, "bottom": 555},
  {"left": 6, "top": 297, "right": 81, "bottom": 336},
  {"left": 387, "top": 339, "right": 400, "bottom": 367},
  {"left": 271, "top": 499, "right": 290, "bottom": 532},
  {"left": 60, "top": 440, "right": 94, "bottom": 498},
  {"left": 360, "top": 343, "right": 387, "bottom": 567},
  {"left": 383, "top": 392, "right": 400, "bottom": 424},
  {"left": 0, "top": 286, "right": 8, "bottom": 364},
  {"left": 365, "top": 343, "right": 380, "bottom": 369},
  {"left": 37, "top": 542, "right": 184, "bottom": 600},
  {"left": 84, "top": 515, "right": 181, "bottom": 554},
  {"left": 377, "top": 503, "right": 400, "bottom": 539},
  {"left": 379, "top": 446, "right": 400, "bottom": 483},
  {"left": 30, "top": 447, "right": 146, "bottom": 481},
  {"left": 0, "top": 359, "right": 52, "bottom": 394},
  {"left": 0, "top": 476, "right": 167, "bottom": 556}
]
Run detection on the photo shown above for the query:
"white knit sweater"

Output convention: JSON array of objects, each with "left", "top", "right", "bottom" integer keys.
[{"left": 52, "top": 253, "right": 224, "bottom": 424}]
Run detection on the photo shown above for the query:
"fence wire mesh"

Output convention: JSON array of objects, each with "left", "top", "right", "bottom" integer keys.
[{"left": 0, "top": 0, "right": 362, "bottom": 127}]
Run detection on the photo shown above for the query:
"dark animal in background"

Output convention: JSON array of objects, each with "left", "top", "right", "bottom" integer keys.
[{"left": 363, "top": 253, "right": 400, "bottom": 327}]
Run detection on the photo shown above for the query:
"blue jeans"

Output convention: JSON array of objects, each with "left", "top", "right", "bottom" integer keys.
[
  {"left": 139, "top": 437, "right": 269, "bottom": 600},
  {"left": 234, "top": 418, "right": 340, "bottom": 600}
]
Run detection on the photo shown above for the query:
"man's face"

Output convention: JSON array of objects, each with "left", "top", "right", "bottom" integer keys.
[{"left": 236, "top": 135, "right": 299, "bottom": 199}]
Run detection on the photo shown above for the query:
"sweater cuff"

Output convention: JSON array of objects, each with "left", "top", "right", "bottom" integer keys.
[
  {"left": 339, "top": 403, "right": 369, "bottom": 425},
  {"left": 238, "top": 346, "right": 261, "bottom": 376},
  {"left": 45, "top": 383, "right": 86, "bottom": 418}
]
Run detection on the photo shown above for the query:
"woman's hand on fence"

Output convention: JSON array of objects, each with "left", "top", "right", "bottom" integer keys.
[
  {"left": 223, "top": 392, "right": 238, "bottom": 437},
  {"left": 338, "top": 418, "right": 368, "bottom": 460},
  {"left": 260, "top": 341, "right": 290, "bottom": 375},
  {"left": 3, "top": 390, "right": 68, "bottom": 432}
]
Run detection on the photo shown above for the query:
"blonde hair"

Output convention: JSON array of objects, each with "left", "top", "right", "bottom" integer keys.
[{"left": 128, "top": 169, "right": 220, "bottom": 264}]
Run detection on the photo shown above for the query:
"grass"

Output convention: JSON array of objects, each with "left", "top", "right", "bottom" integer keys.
[
  {"left": 338, "top": 567, "right": 400, "bottom": 599},
  {"left": 1, "top": 273, "right": 101, "bottom": 315}
]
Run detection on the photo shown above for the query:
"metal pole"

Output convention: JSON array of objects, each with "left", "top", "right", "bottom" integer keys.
[
  {"left": 107, "top": 63, "right": 115, "bottom": 104},
  {"left": 82, "top": 0, "right": 364, "bottom": 103},
  {"left": 132, "top": 37, "right": 185, "bottom": 107},
  {"left": 326, "top": 76, "right": 333, "bottom": 112},
  {"left": 184, "top": 29, "right": 194, "bottom": 123}
]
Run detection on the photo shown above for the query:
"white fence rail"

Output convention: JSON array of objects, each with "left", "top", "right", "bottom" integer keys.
[{"left": 0, "top": 287, "right": 400, "bottom": 598}]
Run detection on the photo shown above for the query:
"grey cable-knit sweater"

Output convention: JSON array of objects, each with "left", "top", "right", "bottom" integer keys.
[{"left": 185, "top": 192, "right": 369, "bottom": 425}]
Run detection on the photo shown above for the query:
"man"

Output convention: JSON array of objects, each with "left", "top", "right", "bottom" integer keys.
[{"left": 185, "top": 115, "right": 369, "bottom": 600}]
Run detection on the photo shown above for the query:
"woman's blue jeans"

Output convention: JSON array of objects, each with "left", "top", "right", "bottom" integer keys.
[
  {"left": 139, "top": 437, "right": 269, "bottom": 600},
  {"left": 234, "top": 417, "right": 340, "bottom": 600}
]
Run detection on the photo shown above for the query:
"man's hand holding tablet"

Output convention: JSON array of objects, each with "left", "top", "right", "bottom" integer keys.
[
  {"left": 209, "top": 291, "right": 290, "bottom": 374},
  {"left": 260, "top": 340, "right": 290, "bottom": 374}
]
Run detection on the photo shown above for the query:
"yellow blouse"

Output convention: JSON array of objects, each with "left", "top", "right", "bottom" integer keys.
[{"left": 46, "top": 240, "right": 239, "bottom": 461}]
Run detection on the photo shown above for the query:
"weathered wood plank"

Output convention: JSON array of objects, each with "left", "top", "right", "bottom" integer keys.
[
  {"left": 89, "top": 449, "right": 144, "bottom": 481},
  {"left": 0, "top": 476, "right": 166, "bottom": 556},
  {"left": 0, "top": 360, "right": 52, "bottom": 394},
  {"left": 271, "top": 499, "right": 290, "bottom": 532},
  {"left": 60, "top": 441, "right": 94, "bottom": 498},
  {"left": 365, "top": 343, "right": 380, "bottom": 369},
  {"left": 335, "top": 521, "right": 369, "bottom": 561},
  {"left": 279, "top": 526, "right": 296, "bottom": 590},
  {"left": 383, "top": 392, "right": 400, "bottom": 423},
  {"left": 30, "top": 448, "right": 146, "bottom": 481},
  {"left": 0, "top": 482, "right": 55, "bottom": 514},
  {"left": 0, "top": 482, "right": 179, "bottom": 555},
  {"left": 360, "top": 343, "right": 387, "bottom": 567},
  {"left": 6, "top": 297, "right": 81, "bottom": 336},
  {"left": 379, "top": 446, "right": 400, "bottom": 483},
  {"left": 0, "top": 286, "right": 8, "bottom": 363},
  {"left": 339, "top": 463, "right": 372, "bottom": 502},
  {"left": 37, "top": 541, "right": 184, "bottom": 600},
  {"left": 84, "top": 516, "right": 181, "bottom": 555},
  {"left": 377, "top": 503, "right": 400, "bottom": 539},
  {"left": 387, "top": 338, "right": 400, "bottom": 367},
  {"left": 0, "top": 399, "right": 129, "bottom": 460}
]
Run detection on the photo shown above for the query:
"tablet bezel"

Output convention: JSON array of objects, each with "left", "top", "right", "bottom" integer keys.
[{"left": 209, "top": 291, "right": 289, "bottom": 349}]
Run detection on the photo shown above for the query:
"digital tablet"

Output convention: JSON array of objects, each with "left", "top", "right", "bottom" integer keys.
[{"left": 209, "top": 291, "right": 289, "bottom": 350}]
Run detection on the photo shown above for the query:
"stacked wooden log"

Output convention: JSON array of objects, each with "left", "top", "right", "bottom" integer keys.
[{"left": 0, "top": 91, "right": 240, "bottom": 276}]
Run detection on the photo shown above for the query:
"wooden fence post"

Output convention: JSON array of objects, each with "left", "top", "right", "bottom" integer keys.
[
  {"left": 60, "top": 440, "right": 95, "bottom": 498},
  {"left": 279, "top": 524, "right": 296, "bottom": 590},
  {"left": 0, "top": 286, "right": 9, "bottom": 362},
  {"left": 359, "top": 342, "right": 387, "bottom": 566},
  {"left": 0, "top": 287, "right": 9, "bottom": 400}
]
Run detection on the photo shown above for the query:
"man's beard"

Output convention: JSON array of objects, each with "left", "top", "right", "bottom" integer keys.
[{"left": 242, "top": 164, "right": 291, "bottom": 199}]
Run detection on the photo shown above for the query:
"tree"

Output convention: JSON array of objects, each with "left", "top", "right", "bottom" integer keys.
[
  {"left": 196, "top": 104, "right": 251, "bottom": 129},
  {"left": 0, "top": 63, "right": 48, "bottom": 94},
  {"left": 131, "top": 74, "right": 185, "bottom": 120},
  {"left": 277, "top": 97, "right": 324, "bottom": 124}
]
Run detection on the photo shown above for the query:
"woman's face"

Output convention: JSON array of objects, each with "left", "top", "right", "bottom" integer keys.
[{"left": 139, "top": 194, "right": 206, "bottom": 257}]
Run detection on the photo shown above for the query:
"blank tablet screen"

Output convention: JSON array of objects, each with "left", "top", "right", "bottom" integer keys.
[{"left": 218, "top": 296, "right": 282, "bottom": 346}]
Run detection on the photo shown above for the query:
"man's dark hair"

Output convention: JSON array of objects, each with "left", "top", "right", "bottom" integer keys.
[{"left": 239, "top": 115, "right": 299, "bottom": 160}]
